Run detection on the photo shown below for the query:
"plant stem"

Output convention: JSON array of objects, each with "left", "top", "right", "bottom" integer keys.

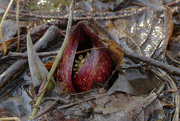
[
  {"left": 29, "top": 0, "right": 75, "bottom": 119},
  {"left": 16, "top": 0, "right": 20, "bottom": 52},
  {"left": 29, "top": 89, "right": 46, "bottom": 119},
  {"left": 47, "top": 0, "right": 75, "bottom": 82}
]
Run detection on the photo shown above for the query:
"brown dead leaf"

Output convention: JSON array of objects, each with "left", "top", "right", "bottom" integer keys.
[
  {"left": 0, "top": 38, "right": 16, "bottom": 51},
  {"left": 44, "top": 62, "right": 54, "bottom": 71},
  {"left": 93, "top": 92, "right": 165, "bottom": 121},
  {"left": 106, "top": 40, "right": 124, "bottom": 69},
  {"left": 107, "top": 73, "right": 136, "bottom": 95},
  {"left": 44, "top": 56, "right": 56, "bottom": 70}
]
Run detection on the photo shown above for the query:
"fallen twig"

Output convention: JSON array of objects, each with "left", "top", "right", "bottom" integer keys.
[
  {"left": 166, "top": 0, "right": 180, "bottom": 7},
  {"left": 0, "top": 47, "right": 107, "bottom": 60},
  {"left": 0, "top": 3, "right": 149, "bottom": 21},
  {"left": 123, "top": 49, "right": 180, "bottom": 76},
  {"left": 0, "top": 51, "right": 58, "bottom": 60},
  {"left": 57, "top": 97, "right": 95, "bottom": 110},
  {"left": 122, "top": 64, "right": 142, "bottom": 69},
  {"left": 33, "top": 100, "right": 58, "bottom": 120},
  {"left": 70, "top": 88, "right": 98, "bottom": 96},
  {"left": 45, "top": 97, "right": 70, "bottom": 104}
]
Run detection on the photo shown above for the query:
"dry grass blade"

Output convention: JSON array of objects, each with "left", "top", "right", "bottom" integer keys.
[
  {"left": 16, "top": 0, "right": 20, "bottom": 52},
  {"left": 0, "top": 117, "right": 21, "bottom": 121},
  {"left": 0, "top": 0, "right": 14, "bottom": 55}
]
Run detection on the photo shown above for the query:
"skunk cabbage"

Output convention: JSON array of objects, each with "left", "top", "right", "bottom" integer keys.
[{"left": 57, "top": 22, "right": 112, "bottom": 92}]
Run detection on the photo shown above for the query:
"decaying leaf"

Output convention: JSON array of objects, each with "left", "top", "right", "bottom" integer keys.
[
  {"left": 44, "top": 56, "right": 57, "bottom": 70},
  {"left": 107, "top": 73, "right": 136, "bottom": 95},
  {"left": 99, "top": 7, "right": 173, "bottom": 59},
  {"left": 44, "top": 62, "right": 54, "bottom": 71},
  {"left": 106, "top": 40, "right": 124, "bottom": 69},
  {"left": 93, "top": 92, "right": 165, "bottom": 121},
  {"left": 124, "top": 69, "right": 162, "bottom": 95},
  {"left": 90, "top": 6, "right": 173, "bottom": 96}
]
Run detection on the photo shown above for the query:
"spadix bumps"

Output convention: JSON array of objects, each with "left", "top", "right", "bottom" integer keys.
[{"left": 57, "top": 22, "right": 112, "bottom": 92}]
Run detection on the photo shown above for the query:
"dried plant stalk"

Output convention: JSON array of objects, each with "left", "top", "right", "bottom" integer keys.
[
  {"left": 0, "top": 0, "right": 14, "bottom": 54},
  {"left": 29, "top": 0, "right": 75, "bottom": 118}
]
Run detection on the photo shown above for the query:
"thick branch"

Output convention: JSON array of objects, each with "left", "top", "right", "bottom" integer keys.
[
  {"left": 0, "top": 25, "right": 60, "bottom": 90},
  {"left": 123, "top": 49, "right": 180, "bottom": 76}
]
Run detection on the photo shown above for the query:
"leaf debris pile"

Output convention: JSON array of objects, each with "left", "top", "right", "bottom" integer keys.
[{"left": 0, "top": 0, "right": 180, "bottom": 121}]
